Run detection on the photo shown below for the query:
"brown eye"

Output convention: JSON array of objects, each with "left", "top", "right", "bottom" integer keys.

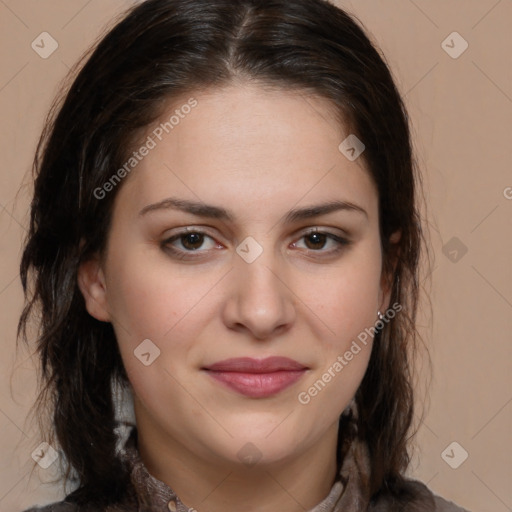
[
  {"left": 304, "top": 232, "right": 328, "bottom": 250},
  {"left": 161, "top": 229, "right": 218, "bottom": 258},
  {"left": 292, "top": 229, "right": 350, "bottom": 256},
  {"left": 180, "top": 232, "right": 205, "bottom": 250}
]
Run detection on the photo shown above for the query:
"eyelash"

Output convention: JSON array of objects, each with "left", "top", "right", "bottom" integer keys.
[{"left": 160, "top": 227, "right": 351, "bottom": 260}]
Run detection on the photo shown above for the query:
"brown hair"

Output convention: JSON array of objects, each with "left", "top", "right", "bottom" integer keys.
[{"left": 18, "top": 0, "right": 430, "bottom": 507}]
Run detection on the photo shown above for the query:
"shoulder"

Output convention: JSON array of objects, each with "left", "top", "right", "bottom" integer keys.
[
  {"left": 20, "top": 499, "right": 101, "bottom": 512},
  {"left": 432, "top": 492, "right": 472, "bottom": 512},
  {"left": 20, "top": 487, "right": 139, "bottom": 512},
  {"left": 21, "top": 502, "right": 79, "bottom": 512},
  {"left": 370, "top": 478, "right": 472, "bottom": 511}
]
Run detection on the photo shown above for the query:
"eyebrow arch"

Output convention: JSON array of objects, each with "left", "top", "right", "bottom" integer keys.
[{"left": 138, "top": 197, "right": 368, "bottom": 222}]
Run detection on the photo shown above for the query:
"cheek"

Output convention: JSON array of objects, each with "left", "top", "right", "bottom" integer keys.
[
  {"left": 305, "top": 247, "right": 382, "bottom": 346},
  {"left": 104, "top": 247, "right": 219, "bottom": 394},
  {"left": 295, "top": 258, "right": 380, "bottom": 416},
  {"left": 105, "top": 254, "right": 199, "bottom": 412},
  {"left": 105, "top": 245, "right": 205, "bottom": 338}
]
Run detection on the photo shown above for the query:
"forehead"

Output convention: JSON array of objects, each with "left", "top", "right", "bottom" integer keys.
[{"left": 114, "top": 84, "right": 377, "bottom": 221}]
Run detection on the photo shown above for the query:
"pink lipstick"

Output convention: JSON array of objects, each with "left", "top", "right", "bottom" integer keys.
[{"left": 203, "top": 357, "right": 308, "bottom": 398}]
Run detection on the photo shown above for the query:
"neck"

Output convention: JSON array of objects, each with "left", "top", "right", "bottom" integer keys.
[{"left": 135, "top": 412, "right": 340, "bottom": 512}]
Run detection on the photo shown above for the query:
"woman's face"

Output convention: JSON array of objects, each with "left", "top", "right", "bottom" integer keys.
[{"left": 79, "top": 83, "right": 391, "bottom": 468}]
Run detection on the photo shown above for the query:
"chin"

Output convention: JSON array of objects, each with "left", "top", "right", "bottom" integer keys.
[{"left": 207, "top": 421, "right": 311, "bottom": 467}]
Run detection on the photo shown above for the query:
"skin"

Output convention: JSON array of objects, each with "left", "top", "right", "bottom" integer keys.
[{"left": 78, "top": 83, "right": 395, "bottom": 512}]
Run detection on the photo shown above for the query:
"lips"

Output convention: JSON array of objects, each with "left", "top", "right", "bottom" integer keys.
[
  {"left": 202, "top": 357, "right": 308, "bottom": 398},
  {"left": 204, "top": 356, "right": 307, "bottom": 373}
]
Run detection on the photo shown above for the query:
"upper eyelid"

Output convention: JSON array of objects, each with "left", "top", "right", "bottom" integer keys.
[{"left": 163, "top": 225, "right": 350, "bottom": 238}]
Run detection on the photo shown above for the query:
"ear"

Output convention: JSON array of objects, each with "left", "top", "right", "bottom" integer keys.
[
  {"left": 378, "top": 230, "right": 401, "bottom": 313},
  {"left": 77, "top": 254, "right": 111, "bottom": 322}
]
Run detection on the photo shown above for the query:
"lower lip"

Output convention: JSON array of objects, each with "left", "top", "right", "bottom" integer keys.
[{"left": 204, "top": 370, "right": 306, "bottom": 398}]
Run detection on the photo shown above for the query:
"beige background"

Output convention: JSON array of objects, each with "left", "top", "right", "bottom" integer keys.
[{"left": 1, "top": 1, "right": 510, "bottom": 511}]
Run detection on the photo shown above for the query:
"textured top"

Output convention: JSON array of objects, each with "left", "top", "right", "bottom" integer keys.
[{"left": 23, "top": 419, "right": 471, "bottom": 512}]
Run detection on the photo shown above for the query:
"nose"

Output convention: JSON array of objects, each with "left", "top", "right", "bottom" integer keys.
[{"left": 221, "top": 247, "right": 296, "bottom": 341}]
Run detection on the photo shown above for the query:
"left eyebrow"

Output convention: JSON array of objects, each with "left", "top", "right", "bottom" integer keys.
[
  {"left": 283, "top": 200, "right": 368, "bottom": 223},
  {"left": 138, "top": 197, "right": 368, "bottom": 222}
]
